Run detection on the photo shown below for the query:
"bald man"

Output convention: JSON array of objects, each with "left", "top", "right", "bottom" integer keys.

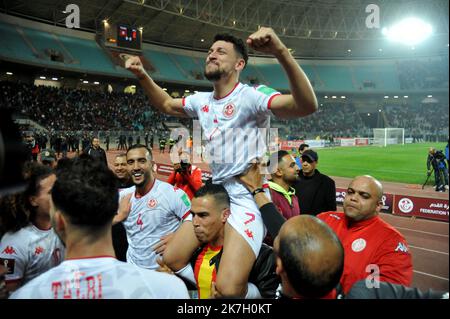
[
  {"left": 274, "top": 215, "right": 344, "bottom": 299},
  {"left": 318, "top": 175, "right": 413, "bottom": 294}
]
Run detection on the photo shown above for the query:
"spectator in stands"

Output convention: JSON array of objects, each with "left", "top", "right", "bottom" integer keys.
[
  {"left": 317, "top": 175, "right": 413, "bottom": 294},
  {"left": 39, "top": 148, "right": 57, "bottom": 169},
  {"left": 159, "top": 183, "right": 279, "bottom": 299},
  {"left": 267, "top": 150, "right": 301, "bottom": 220},
  {"left": 9, "top": 157, "right": 189, "bottom": 299},
  {"left": 427, "top": 148, "right": 449, "bottom": 192},
  {"left": 0, "top": 163, "right": 65, "bottom": 293},
  {"left": 83, "top": 137, "right": 107, "bottom": 167},
  {"left": 167, "top": 152, "right": 203, "bottom": 200},
  {"left": 294, "top": 149, "right": 336, "bottom": 215},
  {"left": 295, "top": 143, "right": 309, "bottom": 167}
]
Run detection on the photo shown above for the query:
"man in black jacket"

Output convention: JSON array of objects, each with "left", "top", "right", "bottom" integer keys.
[
  {"left": 293, "top": 149, "right": 336, "bottom": 215},
  {"left": 83, "top": 137, "right": 108, "bottom": 167}
]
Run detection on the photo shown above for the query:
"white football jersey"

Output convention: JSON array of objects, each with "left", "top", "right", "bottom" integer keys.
[
  {"left": 119, "top": 179, "right": 192, "bottom": 270},
  {"left": 0, "top": 225, "right": 65, "bottom": 285},
  {"left": 9, "top": 257, "right": 189, "bottom": 299},
  {"left": 182, "top": 83, "right": 281, "bottom": 183}
]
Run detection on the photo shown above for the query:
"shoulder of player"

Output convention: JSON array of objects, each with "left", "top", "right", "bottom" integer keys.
[
  {"left": 317, "top": 211, "right": 344, "bottom": 220},
  {"left": 0, "top": 226, "right": 34, "bottom": 249}
]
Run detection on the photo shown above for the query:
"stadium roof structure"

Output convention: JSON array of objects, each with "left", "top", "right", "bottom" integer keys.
[{"left": 1, "top": 0, "right": 448, "bottom": 58}]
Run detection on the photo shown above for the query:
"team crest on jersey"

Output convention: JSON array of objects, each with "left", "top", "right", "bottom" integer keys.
[
  {"left": 351, "top": 238, "right": 367, "bottom": 252},
  {"left": 223, "top": 103, "right": 235, "bottom": 118},
  {"left": 201, "top": 105, "right": 209, "bottom": 113},
  {"left": 244, "top": 229, "right": 254, "bottom": 240},
  {"left": 148, "top": 199, "right": 158, "bottom": 208}
]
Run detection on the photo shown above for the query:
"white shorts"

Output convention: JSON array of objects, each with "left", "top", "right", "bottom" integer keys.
[{"left": 222, "top": 178, "right": 269, "bottom": 258}]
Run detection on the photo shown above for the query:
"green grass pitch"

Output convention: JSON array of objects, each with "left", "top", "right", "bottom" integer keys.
[{"left": 301, "top": 143, "right": 447, "bottom": 185}]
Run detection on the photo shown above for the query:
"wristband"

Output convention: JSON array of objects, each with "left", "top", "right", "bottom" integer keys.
[{"left": 251, "top": 188, "right": 265, "bottom": 196}]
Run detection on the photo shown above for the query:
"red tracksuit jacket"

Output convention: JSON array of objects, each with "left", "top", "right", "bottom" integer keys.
[{"left": 318, "top": 212, "right": 413, "bottom": 294}]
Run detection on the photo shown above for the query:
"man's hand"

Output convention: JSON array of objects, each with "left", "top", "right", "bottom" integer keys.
[
  {"left": 113, "top": 193, "right": 132, "bottom": 224},
  {"left": 210, "top": 282, "right": 223, "bottom": 299},
  {"left": 124, "top": 55, "right": 148, "bottom": 79},
  {"left": 238, "top": 162, "right": 264, "bottom": 193},
  {"left": 156, "top": 258, "right": 174, "bottom": 275},
  {"left": 152, "top": 232, "right": 175, "bottom": 256},
  {"left": 247, "top": 27, "right": 287, "bottom": 57}
]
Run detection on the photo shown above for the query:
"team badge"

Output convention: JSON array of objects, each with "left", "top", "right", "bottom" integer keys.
[
  {"left": 351, "top": 238, "right": 367, "bottom": 252},
  {"left": 148, "top": 199, "right": 158, "bottom": 208},
  {"left": 201, "top": 105, "right": 209, "bottom": 113},
  {"left": 223, "top": 103, "right": 235, "bottom": 118}
]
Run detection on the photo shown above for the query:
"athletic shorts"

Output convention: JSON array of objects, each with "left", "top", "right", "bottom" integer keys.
[{"left": 221, "top": 177, "right": 270, "bottom": 258}]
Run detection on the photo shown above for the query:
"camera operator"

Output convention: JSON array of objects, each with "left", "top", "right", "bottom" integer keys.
[
  {"left": 427, "top": 147, "right": 449, "bottom": 192},
  {"left": 167, "top": 153, "right": 203, "bottom": 199}
]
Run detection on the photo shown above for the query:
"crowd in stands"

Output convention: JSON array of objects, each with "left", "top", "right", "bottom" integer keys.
[
  {"left": 1, "top": 81, "right": 448, "bottom": 144},
  {"left": 384, "top": 103, "right": 449, "bottom": 141},
  {"left": 275, "top": 102, "right": 370, "bottom": 140},
  {"left": 397, "top": 58, "right": 449, "bottom": 90}
]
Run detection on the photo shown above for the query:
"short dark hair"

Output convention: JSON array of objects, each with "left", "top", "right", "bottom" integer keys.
[
  {"left": 24, "top": 163, "right": 54, "bottom": 219},
  {"left": 214, "top": 33, "right": 248, "bottom": 68},
  {"left": 279, "top": 217, "right": 344, "bottom": 298},
  {"left": 299, "top": 144, "right": 309, "bottom": 152},
  {"left": 52, "top": 157, "right": 118, "bottom": 227},
  {"left": 126, "top": 144, "right": 153, "bottom": 160},
  {"left": 194, "top": 183, "right": 230, "bottom": 208},
  {"left": 268, "top": 150, "right": 290, "bottom": 173}
]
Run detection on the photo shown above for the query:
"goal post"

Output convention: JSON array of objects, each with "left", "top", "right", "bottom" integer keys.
[{"left": 373, "top": 128, "right": 405, "bottom": 147}]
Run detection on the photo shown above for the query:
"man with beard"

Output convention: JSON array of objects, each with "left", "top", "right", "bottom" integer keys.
[
  {"left": 125, "top": 27, "right": 317, "bottom": 297},
  {"left": 9, "top": 157, "right": 189, "bottom": 299},
  {"left": 113, "top": 145, "right": 192, "bottom": 271},
  {"left": 267, "top": 150, "right": 301, "bottom": 220}
]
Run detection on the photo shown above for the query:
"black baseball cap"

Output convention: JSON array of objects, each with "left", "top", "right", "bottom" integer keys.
[{"left": 301, "top": 149, "right": 318, "bottom": 162}]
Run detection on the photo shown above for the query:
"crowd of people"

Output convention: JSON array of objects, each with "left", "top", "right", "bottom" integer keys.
[
  {"left": 0, "top": 28, "right": 448, "bottom": 301},
  {"left": 384, "top": 103, "right": 449, "bottom": 142},
  {"left": 397, "top": 58, "right": 449, "bottom": 90}
]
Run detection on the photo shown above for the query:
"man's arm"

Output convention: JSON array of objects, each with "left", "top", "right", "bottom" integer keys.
[
  {"left": 247, "top": 27, "right": 318, "bottom": 119},
  {"left": 125, "top": 56, "right": 188, "bottom": 117}
]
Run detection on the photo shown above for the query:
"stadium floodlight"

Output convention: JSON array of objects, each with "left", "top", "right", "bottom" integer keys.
[{"left": 382, "top": 17, "right": 432, "bottom": 46}]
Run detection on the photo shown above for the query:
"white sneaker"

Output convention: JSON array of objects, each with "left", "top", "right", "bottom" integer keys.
[{"left": 445, "top": 185, "right": 449, "bottom": 190}]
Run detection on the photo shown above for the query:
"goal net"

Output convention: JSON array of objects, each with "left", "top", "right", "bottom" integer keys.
[{"left": 373, "top": 128, "right": 405, "bottom": 147}]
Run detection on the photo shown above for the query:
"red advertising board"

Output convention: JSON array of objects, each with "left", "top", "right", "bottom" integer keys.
[
  {"left": 336, "top": 187, "right": 394, "bottom": 214},
  {"left": 393, "top": 195, "right": 449, "bottom": 222}
]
